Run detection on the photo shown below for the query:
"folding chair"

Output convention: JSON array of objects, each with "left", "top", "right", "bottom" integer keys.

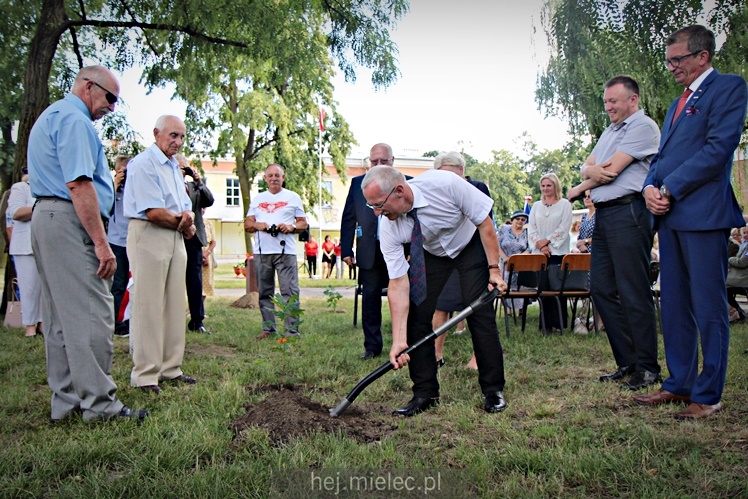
[
  {"left": 499, "top": 254, "right": 547, "bottom": 337},
  {"left": 352, "top": 283, "right": 388, "bottom": 326},
  {"left": 649, "top": 261, "right": 663, "bottom": 333},
  {"left": 539, "top": 253, "right": 593, "bottom": 335}
]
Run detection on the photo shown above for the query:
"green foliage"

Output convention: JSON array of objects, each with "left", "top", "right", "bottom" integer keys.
[
  {"left": 536, "top": 0, "right": 747, "bottom": 138},
  {"left": 463, "top": 135, "right": 590, "bottom": 221},
  {"left": 5, "top": 0, "right": 408, "bottom": 201},
  {"left": 263, "top": 293, "right": 304, "bottom": 337},
  {"left": 323, "top": 286, "right": 343, "bottom": 312}
]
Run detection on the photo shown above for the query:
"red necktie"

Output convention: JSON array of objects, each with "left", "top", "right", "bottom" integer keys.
[{"left": 671, "top": 88, "right": 693, "bottom": 124}]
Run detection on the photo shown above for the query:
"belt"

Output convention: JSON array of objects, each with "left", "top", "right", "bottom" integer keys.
[
  {"left": 35, "top": 196, "right": 109, "bottom": 231},
  {"left": 594, "top": 193, "right": 641, "bottom": 210}
]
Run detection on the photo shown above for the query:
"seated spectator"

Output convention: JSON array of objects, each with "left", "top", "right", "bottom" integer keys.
[{"left": 726, "top": 227, "right": 748, "bottom": 322}]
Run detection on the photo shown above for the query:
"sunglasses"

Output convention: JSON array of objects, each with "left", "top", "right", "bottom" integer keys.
[{"left": 83, "top": 78, "right": 118, "bottom": 104}]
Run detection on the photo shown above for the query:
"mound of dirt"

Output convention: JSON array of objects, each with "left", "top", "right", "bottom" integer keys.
[{"left": 229, "top": 385, "right": 397, "bottom": 445}]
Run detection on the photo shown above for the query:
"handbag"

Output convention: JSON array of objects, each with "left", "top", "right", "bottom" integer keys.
[
  {"left": 545, "top": 263, "right": 589, "bottom": 292},
  {"left": 3, "top": 278, "right": 23, "bottom": 329}
]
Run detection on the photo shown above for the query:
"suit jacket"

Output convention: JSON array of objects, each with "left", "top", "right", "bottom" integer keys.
[
  {"left": 186, "top": 181, "right": 215, "bottom": 247},
  {"left": 643, "top": 69, "right": 747, "bottom": 231},
  {"left": 340, "top": 173, "right": 412, "bottom": 270},
  {"left": 340, "top": 175, "right": 378, "bottom": 270},
  {"left": 727, "top": 244, "right": 748, "bottom": 287}
]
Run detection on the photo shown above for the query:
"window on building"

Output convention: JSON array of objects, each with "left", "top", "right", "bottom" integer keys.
[
  {"left": 226, "top": 178, "right": 240, "bottom": 206},
  {"left": 321, "top": 181, "right": 332, "bottom": 207}
]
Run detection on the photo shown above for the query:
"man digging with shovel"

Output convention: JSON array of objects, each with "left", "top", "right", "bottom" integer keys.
[{"left": 361, "top": 166, "right": 509, "bottom": 416}]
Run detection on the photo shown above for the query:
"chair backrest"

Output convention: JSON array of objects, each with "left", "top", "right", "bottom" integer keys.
[
  {"left": 505, "top": 254, "right": 547, "bottom": 291},
  {"left": 561, "top": 253, "right": 591, "bottom": 272},
  {"left": 649, "top": 261, "right": 660, "bottom": 287}
]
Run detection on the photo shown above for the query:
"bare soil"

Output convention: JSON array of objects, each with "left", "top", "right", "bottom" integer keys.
[{"left": 229, "top": 384, "right": 397, "bottom": 445}]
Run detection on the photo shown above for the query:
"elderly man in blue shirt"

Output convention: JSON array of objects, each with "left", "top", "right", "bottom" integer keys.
[
  {"left": 28, "top": 65, "right": 147, "bottom": 423},
  {"left": 123, "top": 115, "right": 198, "bottom": 395}
]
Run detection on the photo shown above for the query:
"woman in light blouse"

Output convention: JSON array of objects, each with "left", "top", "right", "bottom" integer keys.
[{"left": 527, "top": 173, "right": 573, "bottom": 333}]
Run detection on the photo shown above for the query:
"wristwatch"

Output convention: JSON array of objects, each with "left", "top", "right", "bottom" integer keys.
[
  {"left": 659, "top": 185, "right": 669, "bottom": 198},
  {"left": 291, "top": 223, "right": 297, "bottom": 232}
]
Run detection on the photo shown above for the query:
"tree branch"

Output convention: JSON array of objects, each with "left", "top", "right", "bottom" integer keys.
[
  {"left": 68, "top": 26, "right": 84, "bottom": 68},
  {"left": 68, "top": 19, "right": 253, "bottom": 49}
]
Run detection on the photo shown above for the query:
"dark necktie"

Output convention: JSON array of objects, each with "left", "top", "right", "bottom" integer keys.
[
  {"left": 408, "top": 209, "right": 427, "bottom": 306},
  {"left": 671, "top": 88, "right": 693, "bottom": 124}
]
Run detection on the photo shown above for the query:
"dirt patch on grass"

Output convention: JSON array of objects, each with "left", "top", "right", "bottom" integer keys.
[{"left": 229, "top": 385, "right": 397, "bottom": 445}]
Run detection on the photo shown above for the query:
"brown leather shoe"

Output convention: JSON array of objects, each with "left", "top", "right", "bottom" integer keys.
[
  {"left": 675, "top": 402, "right": 723, "bottom": 420},
  {"left": 139, "top": 385, "right": 162, "bottom": 395},
  {"left": 633, "top": 389, "right": 690, "bottom": 406},
  {"left": 256, "top": 331, "right": 272, "bottom": 340}
]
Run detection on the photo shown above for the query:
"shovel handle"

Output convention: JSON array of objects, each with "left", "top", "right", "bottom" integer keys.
[{"left": 329, "top": 287, "right": 499, "bottom": 417}]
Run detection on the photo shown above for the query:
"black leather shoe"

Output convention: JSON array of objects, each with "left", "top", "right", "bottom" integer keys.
[
  {"left": 168, "top": 374, "right": 197, "bottom": 385},
  {"left": 484, "top": 391, "right": 508, "bottom": 413},
  {"left": 360, "top": 351, "right": 381, "bottom": 360},
  {"left": 189, "top": 325, "right": 211, "bottom": 334},
  {"left": 116, "top": 407, "right": 149, "bottom": 423},
  {"left": 436, "top": 358, "right": 446, "bottom": 368},
  {"left": 139, "top": 385, "right": 162, "bottom": 394},
  {"left": 599, "top": 365, "right": 634, "bottom": 382},
  {"left": 392, "top": 397, "right": 439, "bottom": 417},
  {"left": 622, "top": 370, "right": 662, "bottom": 391}
]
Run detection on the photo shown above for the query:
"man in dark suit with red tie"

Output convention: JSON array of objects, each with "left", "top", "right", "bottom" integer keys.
[{"left": 638, "top": 25, "right": 747, "bottom": 419}]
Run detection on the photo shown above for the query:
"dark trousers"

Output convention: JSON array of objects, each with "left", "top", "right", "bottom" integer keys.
[
  {"left": 408, "top": 231, "right": 505, "bottom": 399},
  {"left": 184, "top": 237, "right": 204, "bottom": 329},
  {"left": 358, "top": 249, "right": 389, "bottom": 355},
  {"left": 110, "top": 243, "right": 129, "bottom": 325},
  {"left": 540, "top": 254, "right": 568, "bottom": 330},
  {"left": 306, "top": 255, "right": 316, "bottom": 277},
  {"left": 658, "top": 222, "right": 730, "bottom": 405},
  {"left": 591, "top": 198, "right": 659, "bottom": 373}
]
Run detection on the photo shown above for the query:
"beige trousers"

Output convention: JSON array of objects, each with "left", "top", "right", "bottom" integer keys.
[{"left": 127, "top": 219, "right": 187, "bottom": 386}]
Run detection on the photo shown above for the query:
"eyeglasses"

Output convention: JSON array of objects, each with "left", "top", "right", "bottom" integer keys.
[
  {"left": 83, "top": 78, "right": 118, "bottom": 104},
  {"left": 664, "top": 51, "right": 702, "bottom": 69},
  {"left": 370, "top": 157, "right": 393, "bottom": 166},
  {"left": 366, "top": 186, "right": 397, "bottom": 210}
]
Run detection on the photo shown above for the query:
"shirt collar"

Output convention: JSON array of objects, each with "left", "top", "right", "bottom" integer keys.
[
  {"left": 611, "top": 108, "right": 645, "bottom": 131},
  {"left": 688, "top": 67, "right": 714, "bottom": 93}
]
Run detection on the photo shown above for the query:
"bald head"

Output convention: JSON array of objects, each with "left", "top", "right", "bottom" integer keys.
[
  {"left": 72, "top": 65, "right": 120, "bottom": 121},
  {"left": 369, "top": 143, "right": 394, "bottom": 168}
]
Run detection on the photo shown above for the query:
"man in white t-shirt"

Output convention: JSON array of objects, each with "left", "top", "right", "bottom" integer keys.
[{"left": 244, "top": 164, "right": 308, "bottom": 338}]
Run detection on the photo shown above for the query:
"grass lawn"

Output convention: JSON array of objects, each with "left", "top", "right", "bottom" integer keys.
[{"left": 1, "top": 293, "right": 747, "bottom": 498}]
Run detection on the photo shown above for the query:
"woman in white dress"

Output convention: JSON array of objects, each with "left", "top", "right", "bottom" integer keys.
[
  {"left": 527, "top": 172, "right": 572, "bottom": 333},
  {"left": 7, "top": 169, "right": 43, "bottom": 337}
]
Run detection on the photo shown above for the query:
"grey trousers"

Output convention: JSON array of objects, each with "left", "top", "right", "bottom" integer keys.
[
  {"left": 31, "top": 199, "right": 123, "bottom": 421},
  {"left": 254, "top": 253, "right": 300, "bottom": 333}
]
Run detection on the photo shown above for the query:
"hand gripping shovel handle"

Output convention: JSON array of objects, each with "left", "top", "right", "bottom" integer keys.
[{"left": 329, "top": 287, "right": 499, "bottom": 417}]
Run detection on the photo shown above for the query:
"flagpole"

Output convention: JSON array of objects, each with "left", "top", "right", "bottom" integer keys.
[{"left": 317, "top": 105, "right": 323, "bottom": 263}]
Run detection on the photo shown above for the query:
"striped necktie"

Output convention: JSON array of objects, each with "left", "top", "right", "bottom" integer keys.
[{"left": 408, "top": 209, "right": 427, "bottom": 306}]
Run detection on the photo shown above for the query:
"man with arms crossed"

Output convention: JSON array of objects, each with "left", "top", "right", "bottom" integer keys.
[
  {"left": 637, "top": 25, "right": 747, "bottom": 419},
  {"left": 567, "top": 75, "right": 662, "bottom": 391}
]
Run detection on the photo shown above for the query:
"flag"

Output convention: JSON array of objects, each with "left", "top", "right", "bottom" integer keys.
[
  {"left": 318, "top": 107, "right": 325, "bottom": 131},
  {"left": 524, "top": 196, "right": 532, "bottom": 215}
]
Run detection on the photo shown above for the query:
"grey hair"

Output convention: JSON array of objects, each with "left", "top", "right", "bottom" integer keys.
[
  {"left": 433, "top": 151, "right": 465, "bottom": 169},
  {"left": 361, "top": 165, "right": 404, "bottom": 193}
]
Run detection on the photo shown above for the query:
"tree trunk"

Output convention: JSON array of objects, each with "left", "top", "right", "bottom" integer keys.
[{"left": 14, "top": 0, "right": 69, "bottom": 176}]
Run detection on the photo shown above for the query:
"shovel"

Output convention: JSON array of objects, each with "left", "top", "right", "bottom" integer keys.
[{"left": 329, "top": 287, "right": 499, "bottom": 417}]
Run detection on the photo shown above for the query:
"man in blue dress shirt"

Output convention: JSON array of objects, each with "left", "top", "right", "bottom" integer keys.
[{"left": 28, "top": 66, "right": 147, "bottom": 423}]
